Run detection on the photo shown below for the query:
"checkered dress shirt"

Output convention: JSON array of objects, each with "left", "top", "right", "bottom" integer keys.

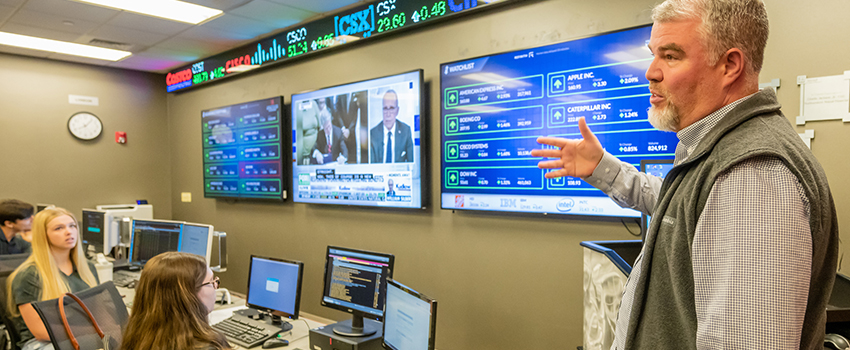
[{"left": 586, "top": 94, "right": 812, "bottom": 349}]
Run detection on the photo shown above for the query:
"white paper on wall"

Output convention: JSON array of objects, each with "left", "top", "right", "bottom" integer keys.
[{"left": 796, "top": 72, "right": 850, "bottom": 125}]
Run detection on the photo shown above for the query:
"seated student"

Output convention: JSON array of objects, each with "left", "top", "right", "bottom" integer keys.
[
  {"left": 0, "top": 199, "right": 35, "bottom": 254},
  {"left": 7, "top": 207, "right": 99, "bottom": 350},
  {"left": 122, "top": 252, "right": 230, "bottom": 350}
]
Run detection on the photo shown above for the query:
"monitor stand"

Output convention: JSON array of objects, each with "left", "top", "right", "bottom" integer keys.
[
  {"left": 332, "top": 313, "right": 377, "bottom": 337},
  {"left": 234, "top": 308, "right": 293, "bottom": 332}
]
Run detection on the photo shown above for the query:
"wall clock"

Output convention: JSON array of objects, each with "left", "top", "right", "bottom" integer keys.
[{"left": 68, "top": 112, "right": 103, "bottom": 140}]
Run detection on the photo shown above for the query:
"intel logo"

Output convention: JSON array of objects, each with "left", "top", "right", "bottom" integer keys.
[{"left": 556, "top": 198, "right": 575, "bottom": 212}]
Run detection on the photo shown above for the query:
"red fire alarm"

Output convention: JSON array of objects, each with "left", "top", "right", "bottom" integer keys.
[{"left": 115, "top": 131, "right": 127, "bottom": 144}]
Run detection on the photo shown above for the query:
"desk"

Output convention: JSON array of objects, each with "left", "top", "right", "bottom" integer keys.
[{"left": 116, "top": 286, "right": 332, "bottom": 349}]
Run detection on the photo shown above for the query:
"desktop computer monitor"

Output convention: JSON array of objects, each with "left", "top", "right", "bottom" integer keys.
[
  {"left": 640, "top": 159, "right": 676, "bottom": 239},
  {"left": 246, "top": 255, "right": 304, "bottom": 329},
  {"left": 382, "top": 279, "right": 437, "bottom": 350},
  {"left": 80, "top": 209, "right": 106, "bottom": 254},
  {"left": 128, "top": 219, "right": 182, "bottom": 266},
  {"left": 321, "top": 246, "right": 394, "bottom": 337},
  {"left": 97, "top": 204, "right": 154, "bottom": 256},
  {"left": 180, "top": 223, "right": 214, "bottom": 264}
]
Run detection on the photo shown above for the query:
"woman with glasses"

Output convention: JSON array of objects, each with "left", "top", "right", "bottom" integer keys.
[{"left": 121, "top": 251, "right": 231, "bottom": 350}]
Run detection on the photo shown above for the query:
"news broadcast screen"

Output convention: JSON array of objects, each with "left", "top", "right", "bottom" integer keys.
[
  {"left": 291, "top": 70, "right": 424, "bottom": 208},
  {"left": 202, "top": 97, "right": 285, "bottom": 200},
  {"left": 439, "top": 25, "right": 676, "bottom": 218}
]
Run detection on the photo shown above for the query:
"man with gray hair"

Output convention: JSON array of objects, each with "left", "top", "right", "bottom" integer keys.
[{"left": 533, "top": 0, "right": 837, "bottom": 349}]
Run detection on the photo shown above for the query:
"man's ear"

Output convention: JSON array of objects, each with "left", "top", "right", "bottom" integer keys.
[{"left": 721, "top": 48, "right": 746, "bottom": 86}]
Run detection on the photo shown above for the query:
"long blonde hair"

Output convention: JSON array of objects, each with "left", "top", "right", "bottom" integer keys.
[{"left": 6, "top": 207, "right": 98, "bottom": 315}]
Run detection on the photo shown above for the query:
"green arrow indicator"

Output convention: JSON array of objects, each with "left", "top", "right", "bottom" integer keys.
[
  {"left": 207, "top": 184, "right": 210, "bottom": 188},
  {"left": 593, "top": 82, "right": 597, "bottom": 87},
  {"left": 620, "top": 78, "right": 625, "bottom": 84},
  {"left": 450, "top": 174, "right": 457, "bottom": 181},
  {"left": 554, "top": 111, "right": 562, "bottom": 119},
  {"left": 450, "top": 121, "right": 457, "bottom": 128},
  {"left": 620, "top": 113, "right": 624, "bottom": 117},
  {"left": 242, "top": 184, "right": 246, "bottom": 188},
  {"left": 450, "top": 148, "right": 457, "bottom": 155},
  {"left": 554, "top": 80, "right": 563, "bottom": 88},
  {"left": 449, "top": 94, "right": 456, "bottom": 102}
]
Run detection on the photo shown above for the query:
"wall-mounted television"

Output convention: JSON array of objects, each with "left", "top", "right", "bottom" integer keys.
[
  {"left": 202, "top": 97, "right": 286, "bottom": 200},
  {"left": 291, "top": 70, "right": 425, "bottom": 209},
  {"left": 439, "top": 25, "right": 676, "bottom": 218}
]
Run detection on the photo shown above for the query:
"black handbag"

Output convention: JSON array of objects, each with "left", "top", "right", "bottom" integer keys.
[{"left": 32, "top": 281, "right": 128, "bottom": 350}]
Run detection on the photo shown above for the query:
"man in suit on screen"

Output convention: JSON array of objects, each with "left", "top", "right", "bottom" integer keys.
[
  {"left": 370, "top": 90, "right": 413, "bottom": 163},
  {"left": 311, "top": 112, "right": 348, "bottom": 164}
]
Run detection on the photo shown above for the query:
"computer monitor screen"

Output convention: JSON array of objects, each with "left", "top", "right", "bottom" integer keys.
[
  {"left": 321, "top": 246, "right": 394, "bottom": 336},
  {"left": 382, "top": 279, "right": 437, "bottom": 350},
  {"left": 246, "top": 255, "right": 304, "bottom": 319},
  {"left": 640, "top": 159, "right": 676, "bottom": 237},
  {"left": 81, "top": 209, "right": 106, "bottom": 254},
  {"left": 439, "top": 24, "right": 678, "bottom": 218},
  {"left": 129, "top": 219, "right": 182, "bottom": 266},
  {"left": 202, "top": 97, "right": 286, "bottom": 201},
  {"left": 291, "top": 70, "right": 425, "bottom": 209},
  {"left": 180, "top": 223, "right": 213, "bottom": 264}
]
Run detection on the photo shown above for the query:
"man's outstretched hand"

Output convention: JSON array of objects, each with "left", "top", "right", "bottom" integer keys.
[{"left": 531, "top": 117, "right": 604, "bottom": 179}]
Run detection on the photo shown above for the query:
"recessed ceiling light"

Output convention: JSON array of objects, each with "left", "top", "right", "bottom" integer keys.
[
  {"left": 0, "top": 32, "right": 132, "bottom": 61},
  {"left": 74, "top": 0, "right": 223, "bottom": 25},
  {"left": 62, "top": 20, "right": 75, "bottom": 26}
]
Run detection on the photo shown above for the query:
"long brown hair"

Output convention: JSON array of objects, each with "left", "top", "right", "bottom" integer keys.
[
  {"left": 121, "top": 252, "right": 230, "bottom": 350},
  {"left": 7, "top": 208, "right": 97, "bottom": 316}
]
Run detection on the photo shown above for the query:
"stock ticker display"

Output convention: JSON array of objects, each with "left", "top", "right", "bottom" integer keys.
[
  {"left": 440, "top": 25, "right": 678, "bottom": 218},
  {"left": 202, "top": 97, "right": 285, "bottom": 200},
  {"left": 166, "top": 0, "right": 512, "bottom": 92}
]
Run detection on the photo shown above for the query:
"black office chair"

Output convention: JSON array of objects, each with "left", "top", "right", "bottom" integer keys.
[
  {"left": 0, "top": 253, "right": 30, "bottom": 350},
  {"left": 32, "top": 281, "right": 127, "bottom": 350}
]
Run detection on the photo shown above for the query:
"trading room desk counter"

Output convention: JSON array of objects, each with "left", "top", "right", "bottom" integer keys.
[{"left": 116, "top": 287, "right": 333, "bottom": 349}]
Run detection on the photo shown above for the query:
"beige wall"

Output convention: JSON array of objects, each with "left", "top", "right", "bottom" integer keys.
[{"left": 0, "top": 53, "right": 172, "bottom": 219}]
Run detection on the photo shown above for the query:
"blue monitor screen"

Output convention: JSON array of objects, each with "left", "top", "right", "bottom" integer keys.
[
  {"left": 179, "top": 224, "right": 209, "bottom": 259},
  {"left": 291, "top": 70, "right": 424, "bottom": 209},
  {"left": 383, "top": 281, "right": 435, "bottom": 350},
  {"left": 247, "top": 256, "right": 302, "bottom": 317},
  {"left": 202, "top": 97, "right": 285, "bottom": 200},
  {"left": 439, "top": 25, "right": 677, "bottom": 218}
]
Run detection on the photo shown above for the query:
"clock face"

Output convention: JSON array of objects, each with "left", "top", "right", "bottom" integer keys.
[{"left": 68, "top": 112, "right": 103, "bottom": 140}]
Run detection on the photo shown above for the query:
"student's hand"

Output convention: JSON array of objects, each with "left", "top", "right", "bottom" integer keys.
[{"left": 532, "top": 117, "right": 604, "bottom": 179}]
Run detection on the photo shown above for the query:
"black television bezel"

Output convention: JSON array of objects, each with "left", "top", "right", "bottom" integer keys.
[
  {"left": 290, "top": 69, "right": 427, "bottom": 210},
  {"left": 201, "top": 96, "right": 287, "bottom": 201},
  {"left": 639, "top": 158, "right": 676, "bottom": 239},
  {"left": 245, "top": 255, "right": 305, "bottom": 320},
  {"left": 382, "top": 278, "right": 438, "bottom": 350},
  {"left": 80, "top": 209, "right": 106, "bottom": 254},
  {"left": 438, "top": 23, "right": 660, "bottom": 220},
  {"left": 320, "top": 245, "right": 395, "bottom": 321}
]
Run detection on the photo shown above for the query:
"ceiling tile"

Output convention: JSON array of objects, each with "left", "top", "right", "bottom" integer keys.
[
  {"left": 228, "top": 0, "right": 313, "bottom": 28},
  {"left": 138, "top": 46, "right": 200, "bottom": 62},
  {"left": 88, "top": 25, "right": 169, "bottom": 47},
  {"left": 1, "top": 22, "right": 82, "bottom": 42},
  {"left": 108, "top": 53, "right": 184, "bottom": 72},
  {"left": 200, "top": 13, "right": 278, "bottom": 38},
  {"left": 106, "top": 12, "right": 193, "bottom": 36},
  {"left": 46, "top": 52, "right": 113, "bottom": 66},
  {"left": 0, "top": 0, "right": 24, "bottom": 7},
  {"left": 179, "top": 25, "right": 253, "bottom": 45},
  {"left": 183, "top": 0, "right": 251, "bottom": 11},
  {"left": 268, "top": 0, "right": 360, "bottom": 14},
  {"left": 23, "top": 0, "right": 119, "bottom": 23},
  {"left": 8, "top": 9, "right": 101, "bottom": 35},
  {"left": 0, "top": 4, "right": 17, "bottom": 23},
  {"left": 0, "top": 45, "right": 52, "bottom": 58},
  {"left": 154, "top": 36, "right": 228, "bottom": 57}
]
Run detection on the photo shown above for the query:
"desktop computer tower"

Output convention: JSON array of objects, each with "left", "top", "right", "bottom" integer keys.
[{"left": 309, "top": 319, "right": 383, "bottom": 350}]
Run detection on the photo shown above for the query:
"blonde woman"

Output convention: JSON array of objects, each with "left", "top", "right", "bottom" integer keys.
[{"left": 7, "top": 207, "right": 99, "bottom": 350}]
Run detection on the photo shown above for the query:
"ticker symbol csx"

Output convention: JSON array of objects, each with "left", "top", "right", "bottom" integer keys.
[
  {"left": 335, "top": 5, "right": 375, "bottom": 38},
  {"left": 449, "top": 0, "right": 478, "bottom": 13}
]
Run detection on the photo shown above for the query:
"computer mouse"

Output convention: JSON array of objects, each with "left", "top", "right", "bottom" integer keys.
[
  {"left": 262, "top": 338, "right": 289, "bottom": 349},
  {"left": 126, "top": 280, "right": 136, "bottom": 288}
]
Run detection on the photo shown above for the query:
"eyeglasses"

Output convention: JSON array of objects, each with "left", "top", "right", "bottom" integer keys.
[{"left": 201, "top": 276, "right": 220, "bottom": 289}]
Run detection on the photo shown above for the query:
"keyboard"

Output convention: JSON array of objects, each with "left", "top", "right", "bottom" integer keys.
[
  {"left": 212, "top": 316, "right": 280, "bottom": 348},
  {"left": 113, "top": 270, "right": 141, "bottom": 288}
]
